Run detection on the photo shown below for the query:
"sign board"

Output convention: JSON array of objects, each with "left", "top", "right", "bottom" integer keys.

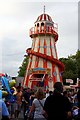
[
  {"left": 66, "top": 79, "right": 73, "bottom": 84},
  {"left": 28, "top": 68, "right": 51, "bottom": 75}
]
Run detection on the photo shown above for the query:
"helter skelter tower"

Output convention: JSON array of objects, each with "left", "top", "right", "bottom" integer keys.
[{"left": 23, "top": 7, "right": 64, "bottom": 91}]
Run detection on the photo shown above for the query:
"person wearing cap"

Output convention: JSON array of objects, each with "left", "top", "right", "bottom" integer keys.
[{"left": 43, "top": 82, "right": 72, "bottom": 120}]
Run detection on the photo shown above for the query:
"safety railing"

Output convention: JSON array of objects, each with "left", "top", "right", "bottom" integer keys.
[{"left": 29, "top": 24, "right": 58, "bottom": 37}]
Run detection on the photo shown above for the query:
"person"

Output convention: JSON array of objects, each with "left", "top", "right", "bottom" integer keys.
[
  {"left": 28, "top": 88, "right": 46, "bottom": 120},
  {"left": 74, "top": 89, "right": 80, "bottom": 120},
  {"left": 77, "top": 89, "right": 80, "bottom": 108},
  {"left": 22, "top": 87, "right": 31, "bottom": 120},
  {"left": 49, "top": 91, "right": 53, "bottom": 96},
  {"left": 43, "top": 82, "right": 72, "bottom": 120},
  {"left": 15, "top": 88, "right": 22, "bottom": 119},
  {"left": 29, "top": 90, "right": 35, "bottom": 106},
  {"left": 8, "top": 89, "right": 16, "bottom": 119},
  {"left": 45, "top": 89, "right": 49, "bottom": 98}
]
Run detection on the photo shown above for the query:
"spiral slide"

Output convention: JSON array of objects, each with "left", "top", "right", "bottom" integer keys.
[{"left": 27, "top": 49, "right": 64, "bottom": 71}]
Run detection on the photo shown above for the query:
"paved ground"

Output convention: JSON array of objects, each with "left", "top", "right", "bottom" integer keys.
[
  {"left": 10, "top": 111, "right": 31, "bottom": 120},
  {"left": 10, "top": 117, "right": 24, "bottom": 120},
  {"left": 10, "top": 110, "right": 24, "bottom": 120}
]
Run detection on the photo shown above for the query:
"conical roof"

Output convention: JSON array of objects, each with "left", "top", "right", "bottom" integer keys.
[{"left": 35, "top": 13, "right": 53, "bottom": 23}]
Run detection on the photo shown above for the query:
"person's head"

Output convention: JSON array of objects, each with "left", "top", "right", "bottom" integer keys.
[
  {"left": 23, "top": 87, "right": 27, "bottom": 91},
  {"left": 54, "top": 82, "right": 63, "bottom": 93},
  {"left": 63, "top": 90, "right": 68, "bottom": 97},
  {"left": 17, "top": 88, "right": 21, "bottom": 92},
  {"left": 35, "top": 88, "right": 45, "bottom": 100},
  {"left": 49, "top": 91, "right": 53, "bottom": 96},
  {"left": 46, "top": 89, "right": 49, "bottom": 93}
]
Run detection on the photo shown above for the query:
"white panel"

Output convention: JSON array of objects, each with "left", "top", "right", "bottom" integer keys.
[
  {"left": 39, "top": 36, "right": 44, "bottom": 54},
  {"left": 32, "top": 38, "right": 35, "bottom": 50},
  {"left": 51, "top": 37, "right": 57, "bottom": 58},
  {"left": 46, "top": 15, "right": 48, "bottom": 21},
  {"left": 42, "top": 14, "right": 44, "bottom": 20},
  {"left": 47, "top": 61, "right": 52, "bottom": 76},
  {"left": 48, "top": 81, "right": 54, "bottom": 91},
  {"left": 31, "top": 56, "right": 36, "bottom": 68},
  {"left": 34, "top": 38, "right": 39, "bottom": 52},
  {"left": 55, "top": 66, "right": 60, "bottom": 82},
  {"left": 46, "top": 37, "right": 51, "bottom": 56},
  {"left": 28, "top": 81, "right": 32, "bottom": 88},
  {"left": 38, "top": 58, "right": 43, "bottom": 68},
  {"left": 31, "top": 39, "right": 33, "bottom": 50}
]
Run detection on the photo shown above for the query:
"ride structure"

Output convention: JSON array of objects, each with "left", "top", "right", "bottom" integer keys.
[
  {"left": 23, "top": 9, "right": 64, "bottom": 91},
  {"left": 0, "top": 73, "right": 16, "bottom": 97}
]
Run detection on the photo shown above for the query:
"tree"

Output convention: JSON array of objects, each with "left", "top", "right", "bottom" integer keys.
[
  {"left": 59, "top": 50, "right": 80, "bottom": 84},
  {"left": 68, "top": 50, "right": 80, "bottom": 79},
  {"left": 75, "top": 50, "right": 80, "bottom": 79},
  {"left": 18, "top": 55, "right": 29, "bottom": 77}
]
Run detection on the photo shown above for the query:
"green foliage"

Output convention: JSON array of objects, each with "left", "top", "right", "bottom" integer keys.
[
  {"left": 76, "top": 50, "right": 80, "bottom": 78},
  {"left": 59, "top": 50, "right": 80, "bottom": 84},
  {"left": 18, "top": 55, "right": 29, "bottom": 77}
]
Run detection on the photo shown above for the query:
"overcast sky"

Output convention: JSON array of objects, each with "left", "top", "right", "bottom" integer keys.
[{"left": 0, "top": 0, "right": 78, "bottom": 77}]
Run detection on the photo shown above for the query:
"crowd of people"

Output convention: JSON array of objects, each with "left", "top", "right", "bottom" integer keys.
[{"left": 1, "top": 82, "right": 80, "bottom": 120}]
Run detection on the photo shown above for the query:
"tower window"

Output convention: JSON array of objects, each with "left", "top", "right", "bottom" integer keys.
[
  {"left": 37, "top": 23, "right": 39, "bottom": 27},
  {"left": 41, "top": 22, "right": 44, "bottom": 26}
]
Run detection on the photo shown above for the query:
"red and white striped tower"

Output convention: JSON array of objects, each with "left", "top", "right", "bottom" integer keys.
[{"left": 23, "top": 9, "right": 64, "bottom": 90}]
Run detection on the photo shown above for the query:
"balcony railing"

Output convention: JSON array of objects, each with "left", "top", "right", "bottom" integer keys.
[{"left": 29, "top": 24, "right": 58, "bottom": 37}]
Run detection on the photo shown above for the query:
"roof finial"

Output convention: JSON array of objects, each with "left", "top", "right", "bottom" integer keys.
[{"left": 44, "top": 5, "right": 45, "bottom": 14}]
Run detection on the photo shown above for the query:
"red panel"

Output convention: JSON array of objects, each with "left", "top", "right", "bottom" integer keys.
[
  {"left": 40, "top": 15, "right": 42, "bottom": 21},
  {"left": 44, "top": 39, "right": 46, "bottom": 54},
  {"left": 44, "top": 75, "right": 48, "bottom": 89},
  {"left": 48, "top": 15, "right": 50, "bottom": 21},
  {"left": 25, "top": 55, "right": 32, "bottom": 86},
  {"left": 44, "top": 14, "right": 46, "bottom": 21}
]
